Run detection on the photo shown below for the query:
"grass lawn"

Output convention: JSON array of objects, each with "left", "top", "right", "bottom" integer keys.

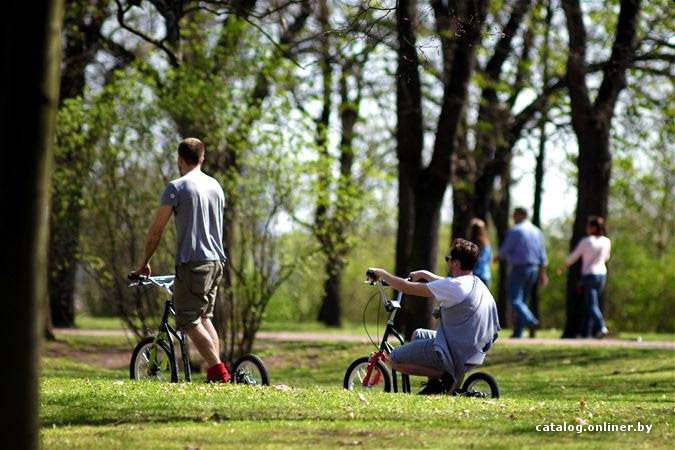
[{"left": 40, "top": 332, "right": 674, "bottom": 449}]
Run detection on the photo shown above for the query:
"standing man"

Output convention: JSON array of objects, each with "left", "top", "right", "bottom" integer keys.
[
  {"left": 497, "top": 207, "right": 548, "bottom": 338},
  {"left": 130, "top": 138, "right": 230, "bottom": 382}
]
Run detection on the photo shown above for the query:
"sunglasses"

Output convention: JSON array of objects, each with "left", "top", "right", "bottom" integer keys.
[{"left": 445, "top": 255, "right": 452, "bottom": 262}]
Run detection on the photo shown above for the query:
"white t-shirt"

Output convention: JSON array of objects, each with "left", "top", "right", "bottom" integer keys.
[
  {"left": 565, "top": 235, "right": 611, "bottom": 275},
  {"left": 427, "top": 275, "right": 479, "bottom": 307}
]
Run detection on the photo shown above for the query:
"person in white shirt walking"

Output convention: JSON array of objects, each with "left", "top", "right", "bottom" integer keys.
[{"left": 562, "top": 216, "right": 611, "bottom": 338}]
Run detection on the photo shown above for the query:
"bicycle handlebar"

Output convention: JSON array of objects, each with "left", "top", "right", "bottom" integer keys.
[
  {"left": 365, "top": 270, "right": 389, "bottom": 286},
  {"left": 365, "top": 270, "right": 416, "bottom": 286},
  {"left": 127, "top": 272, "right": 148, "bottom": 281}
]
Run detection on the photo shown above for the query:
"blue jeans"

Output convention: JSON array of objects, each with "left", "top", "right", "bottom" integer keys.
[
  {"left": 580, "top": 274, "right": 606, "bottom": 337},
  {"left": 508, "top": 264, "right": 539, "bottom": 337}
]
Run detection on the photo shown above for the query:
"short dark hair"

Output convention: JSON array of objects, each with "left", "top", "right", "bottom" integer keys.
[
  {"left": 177, "top": 138, "right": 205, "bottom": 166},
  {"left": 514, "top": 207, "right": 529, "bottom": 218},
  {"left": 448, "top": 238, "right": 480, "bottom": 271}
]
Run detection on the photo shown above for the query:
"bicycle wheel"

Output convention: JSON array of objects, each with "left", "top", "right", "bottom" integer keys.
[
  {"left": 231, "top": 354, "right": 270, "bottom": 386},
  {"left": 461, "top": 372, "right": 500, "bottom": 398},
  {"left": 343, "top": 357, "right": 391, "bottom": 392},
  {"left": 130, "top": 336, "right": 176, "bottom": 382}
]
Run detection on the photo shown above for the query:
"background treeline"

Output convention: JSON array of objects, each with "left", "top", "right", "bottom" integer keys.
[{"left": 48, "top": 0, "right": 674, "bottom": 356}]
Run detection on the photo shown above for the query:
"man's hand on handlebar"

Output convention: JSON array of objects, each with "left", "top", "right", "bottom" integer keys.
[
  {"left": 128, "top": 263, "right": 151, "bottom": 281},
  {"left": 366, "top": 268, "right": 385, "bottom": 284},
  {"left": 408, "top": 270, "right": 428, "bottom": 282}
]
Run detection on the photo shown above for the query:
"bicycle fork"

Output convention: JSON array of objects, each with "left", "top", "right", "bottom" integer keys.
[{"left": 362, "top": 351, "right": 385, "bottom": 387}]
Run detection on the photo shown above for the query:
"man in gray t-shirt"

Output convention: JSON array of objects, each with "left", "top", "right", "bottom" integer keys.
[
  {"left": 130, "top": 138, "right": 230, "bottom": 383},
  {"left": 368, "top": 239, "right": 501, "bottom": 395}
]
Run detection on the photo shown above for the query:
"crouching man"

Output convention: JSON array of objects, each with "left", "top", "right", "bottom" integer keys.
[{"left": 368, "top": 238, "right": 501, "bottom": 394}]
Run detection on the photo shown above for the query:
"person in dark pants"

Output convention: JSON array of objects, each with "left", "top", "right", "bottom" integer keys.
[
  {"left": 562, "top": 216, "right": 611, "bottom": 338},
  {"left": 497, "top": 207, "right": 548, "bottom": 338}
]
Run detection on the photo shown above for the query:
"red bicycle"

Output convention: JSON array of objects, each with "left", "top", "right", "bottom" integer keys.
[{"left": 343, "top": 271, "right": 500, "bottom": 398}]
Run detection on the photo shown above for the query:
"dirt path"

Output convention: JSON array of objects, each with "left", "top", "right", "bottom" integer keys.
[{"left": 56, "top": 329, "right": 674, "bottom": 350}]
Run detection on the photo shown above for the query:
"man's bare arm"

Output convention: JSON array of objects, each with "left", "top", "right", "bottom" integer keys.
[
  {"left": 132, "top": 205, "right": 173, "bottom": 275},
  {"left": 409, "top": 270, "right": 443, "bottom": 282},
  {"left": 368, "top": 268, "right": 434, "bottom": 298}
]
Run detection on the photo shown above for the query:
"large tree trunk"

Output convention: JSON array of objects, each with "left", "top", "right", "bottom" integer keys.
[
  {"left": 396, "top": 0, "right": 488, "bottom": 339},
  {"left": 0, "top": 0, "right": 64, "bottom": 448},
  {"left": 560, "top": 0, "right": 641, "bottom": 337}
]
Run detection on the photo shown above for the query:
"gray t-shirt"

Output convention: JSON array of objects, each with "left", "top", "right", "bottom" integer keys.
[
  {"left": 427, "top": 275, "right": 501, "bottom": 379},
  {"left": 160, "top": 170, "right": 227, "bottom": 264}
]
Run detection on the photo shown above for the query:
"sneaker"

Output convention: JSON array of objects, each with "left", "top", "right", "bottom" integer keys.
[
  {"left": 206, "top": 362, "right": 231, "bottom": 383},
  {"left": 441, "top": 372, "right": 456, "bottom": 393},
  {"left": 595, "top": 327, "right": 609, "bottom": 339},
  {"left": 417, "top": 378, "right": 446, "bottom": 395}
]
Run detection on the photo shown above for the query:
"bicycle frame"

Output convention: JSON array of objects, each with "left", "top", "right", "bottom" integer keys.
[
  {"left": 156, "top": 299, "right": 192, "bottom": 382},
  {"left": 363, "top": 281, "right": 411, "bottom": 393},
  {"left": 130, "top": 275, "right": 191, "bottom": 383}
]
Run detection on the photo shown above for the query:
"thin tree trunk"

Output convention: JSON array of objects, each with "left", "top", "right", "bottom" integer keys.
[
  {"left": 317, "top": 258, "right": 343, "bottom": 326},
  {"left": 491, "top": 161, "right": 512, "bottom": 328},
  {"left": 529, "top": 0, "right": 552, "bottom": 337},
  {"left": 394, "top": 0, "right": 423, "bottom": 279},
  {"left": 0, "top": 0, "right": 64, "bottom": 447}
]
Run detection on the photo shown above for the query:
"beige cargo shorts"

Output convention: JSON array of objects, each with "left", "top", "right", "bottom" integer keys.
[{"left": 174, "top": 260, "right": 224, "bottom": 330}]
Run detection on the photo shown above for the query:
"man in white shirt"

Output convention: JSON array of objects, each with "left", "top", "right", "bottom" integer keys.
[{"left": 368, "top": 239, "right": 501, "bottom": 395}]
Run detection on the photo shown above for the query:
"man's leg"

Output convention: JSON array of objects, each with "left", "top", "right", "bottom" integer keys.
[
  {"left": 186, "top": 322, "right": 219, "bottom": 368},
  {"left": 390, "top": 361, "right": 443, "bottom": 378},
  {"left": 508, "top": 268, "right": 526, "bottom": 338},
  {"left": 509, "top": 266, "right": 537, "bottom": 337},
  {"left": 201, "top": 317, "right": 219, "bottom": 358},
  {"left": 175, "top": 262, "right": 229, "bottom": 382},
  {"left": 389, "top": 337, "right": 452, "bottom": 394}
]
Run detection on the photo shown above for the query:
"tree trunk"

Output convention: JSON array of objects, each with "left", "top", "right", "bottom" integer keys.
[
  {"left": 563, "top": 134, "right": 612, "bottom": 337},
  {"left": 394, "top": 0, "right": 423, "bottom": 279},
  {"left": 0, "top": 0, "right": 63, "bottom": 448},
  {"left": 317, "top": 258, "right": 343, "bottom": 326},
  {"left": 401, "top": 189, "right": 444, "bottom": 336},
  {"left": 529, "top": 0, "right": 552, "bottom": 337},
  {"left": 393, "top": 0, "right": 488, "bottom": 338},
  {"left": 560, "top": 0, "right": 641, "bottom": 337},
  {"left": 491, "top": 162, "right": 512, "bottom": 328},
  {"left": 48, "top": 2, "right": 126, "bottom": 328}
]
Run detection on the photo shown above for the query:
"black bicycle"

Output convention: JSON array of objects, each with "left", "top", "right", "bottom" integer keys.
[
  {"left": 343, "top": 271, "right": 499, "bottom": 398},
  {"left": 127, "top": 274, "right": 269, "bottom": 386}
]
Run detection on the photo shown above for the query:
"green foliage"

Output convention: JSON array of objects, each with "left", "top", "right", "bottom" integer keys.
[{"left": 73, "top": 71, "right": 177, "bottom": 334}]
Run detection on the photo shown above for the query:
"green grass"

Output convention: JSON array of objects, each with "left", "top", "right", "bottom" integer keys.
[{"left": 40, "top": 333, "right": 675, "bottom": 449}]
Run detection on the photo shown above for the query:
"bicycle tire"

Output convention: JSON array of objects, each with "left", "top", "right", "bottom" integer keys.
[
  {"left": 130, "top": 336, "right": 177, "bottom": 382},
  {"left": 343, "top": 356, "right": 391, "bottom": 392},
  {"left": 461, "top": 372, "right": 500, "bottom": 398},
  {"left": 231, "top": 354, "right": 270, "bottom": 386}
]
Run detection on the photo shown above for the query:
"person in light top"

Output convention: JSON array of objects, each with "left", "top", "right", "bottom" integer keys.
[{"left": 563, "top": 216, "right": 611, "bottom": 338}]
